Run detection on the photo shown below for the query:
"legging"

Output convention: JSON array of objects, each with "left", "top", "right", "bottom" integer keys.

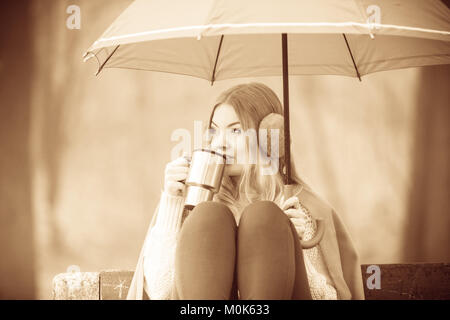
[{"left": 170, "top": 200, "right": 312, "bottom": 300}]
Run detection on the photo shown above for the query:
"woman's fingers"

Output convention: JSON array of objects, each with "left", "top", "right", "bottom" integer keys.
[
  {"left": 169, "top": 156, "right": 190, "bottom": 167},
  {"left": 290, "top": 217, "right": 306, "bottom": 226},
  {"left": 294, "top": 225, "right": 306, "bottom": 238},
  {"left": 167, "top": 166, "right": 189, "bottom": 182},
  {"left": 284, "top": 208, "right": 306, "bottom": 219},
  {"left": 281, "top": 196, "right": 300, "bottom": 210},
  {"left": 166, "top": 166, "right": 189, "bottom": 175},
  {"left": 166, "top": 181, "right": 186, "bottom": 195},
  {"left": 164, "top": 156, "right": 190, "bottom": 196},
  {"left": 167, "top": 180, "right": 185, "bottom": 189},
  {"left": 165, "top": 162, "right": 189, "bottom": 178},
  {"left": 167, "top": 172, "right": 188, "bottom": 182}
]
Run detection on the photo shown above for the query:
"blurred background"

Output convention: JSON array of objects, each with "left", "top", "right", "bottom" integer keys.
[{"left": 0, "top": 0, "right": 449, "bottom": 299}]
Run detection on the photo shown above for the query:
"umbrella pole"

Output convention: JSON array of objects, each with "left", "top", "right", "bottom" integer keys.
[
  {"left": 282, "top": 33, "right": 293, "bottom": 196},
  {"left": 282, "top": 34, "right": 324, "bottom": 249}
]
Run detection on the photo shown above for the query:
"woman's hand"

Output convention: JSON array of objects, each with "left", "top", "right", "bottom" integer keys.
[
  {"left": 163, "top": 154, "right": 191, "bottom": 197},
  {"left": 280, "top": 196, "right": 308, "bottom": 239}
]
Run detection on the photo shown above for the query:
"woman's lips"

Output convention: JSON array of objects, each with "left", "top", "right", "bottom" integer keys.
[{"left": 212, "top": 150, "right": 234, "bottom": 163}]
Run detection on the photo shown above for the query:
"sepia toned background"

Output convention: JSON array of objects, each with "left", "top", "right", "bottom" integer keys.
[{"left": 0, "top": 1, "right": 449, "bottom": 299}]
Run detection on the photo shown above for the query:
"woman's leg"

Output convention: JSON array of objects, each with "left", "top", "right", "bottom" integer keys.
[
  {"left": 237, "top": 201, "right": 312, "bottom": 300},
  {"left": 172, "top": 201, "right": 238, "bottom": 300}
]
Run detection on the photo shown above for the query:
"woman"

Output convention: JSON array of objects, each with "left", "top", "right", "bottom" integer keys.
[{"left": 127, "top": 82, "right": 364, "bottom": 300}]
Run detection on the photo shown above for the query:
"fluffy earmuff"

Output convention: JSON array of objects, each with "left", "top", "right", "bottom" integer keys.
[{"left": 258, "top": 113, "right": 285, "bottom": 158}]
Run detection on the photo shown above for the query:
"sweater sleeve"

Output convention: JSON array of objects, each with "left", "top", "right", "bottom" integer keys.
[{"left": 143, "top": 190, "right": 185, "bottom": 300}]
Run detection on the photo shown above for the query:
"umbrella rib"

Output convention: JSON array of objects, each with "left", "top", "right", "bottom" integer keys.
[
  {"left": 282, "top": 33, "right": 292, "bottom": 185},
  {"left": 210, "top": 35, "right": 224, "bottom": 86},
  {"left": 95, "top": 45, "right": 120, "bottom": 76},
  {"left": 342, "top": 34, "right": 361, "bottom": 81}
]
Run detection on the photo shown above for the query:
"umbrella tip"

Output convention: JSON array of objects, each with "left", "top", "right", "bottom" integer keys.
[{"left": 83, "top": 52, "right": 94, "bottom": 62}]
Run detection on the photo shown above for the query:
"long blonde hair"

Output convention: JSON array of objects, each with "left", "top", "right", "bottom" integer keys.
[{"left": 207, "top": 82, "right": 312, "bottom": 221}]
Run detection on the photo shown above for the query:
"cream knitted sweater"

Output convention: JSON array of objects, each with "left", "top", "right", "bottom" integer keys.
[{"left": 143, "top": 191, "right": 337, "bottom": 300}]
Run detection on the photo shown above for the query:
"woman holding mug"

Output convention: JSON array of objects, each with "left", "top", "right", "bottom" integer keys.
[{"left": 127, "top": 82, "right": 364, "bottom": 300}]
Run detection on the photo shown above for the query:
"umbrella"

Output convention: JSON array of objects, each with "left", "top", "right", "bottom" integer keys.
[{"left": 83, "top": 0, "right": 450, "bottom": 248}]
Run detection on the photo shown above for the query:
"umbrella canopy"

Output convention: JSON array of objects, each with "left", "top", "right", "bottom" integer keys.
[
  {"left": 84, "top": 0, "right": 450, "bottom": 80},
  {"left": 83, "top": 0, "right": 450, "bottom": 182}
]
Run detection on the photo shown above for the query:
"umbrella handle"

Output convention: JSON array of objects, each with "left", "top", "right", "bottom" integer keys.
[
  {"left": 284, "top": 184, "right": 325, "bottom": 249},
  {"left": 300, "top": 219, "right": 325, "bottom": 249}
]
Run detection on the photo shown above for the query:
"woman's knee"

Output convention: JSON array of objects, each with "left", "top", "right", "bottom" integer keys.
[
  {"left": 239, "top": 200, "right": 287, "bottom": 231},
  {"left": 185, "top": 201, "right": 236, "bottom": 229}
]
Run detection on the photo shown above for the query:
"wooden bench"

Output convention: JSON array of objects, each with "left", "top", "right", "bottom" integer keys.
[{"left": 52, "top": 263, "right": 450, "bottom": 300}]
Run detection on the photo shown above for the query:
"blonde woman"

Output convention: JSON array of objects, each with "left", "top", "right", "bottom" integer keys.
[{"left": 127, "top": 82, "right": 364, "bottom": 300}]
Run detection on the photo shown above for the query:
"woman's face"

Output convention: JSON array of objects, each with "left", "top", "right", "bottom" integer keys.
[{"left": 208, "top": 103, "right": 247, "bottom": 177}]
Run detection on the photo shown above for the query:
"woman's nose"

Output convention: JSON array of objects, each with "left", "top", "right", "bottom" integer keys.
[{"left": 210, "top": 131, "right": 229, "bottom": 153}]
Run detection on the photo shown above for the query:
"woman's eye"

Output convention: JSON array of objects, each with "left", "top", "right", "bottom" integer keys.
[
  {"left": 208, "top": 127, "right": 217, "bottom": 135},
  {"left": 231, "top": 128, "right": 242, "bottom": 134}
]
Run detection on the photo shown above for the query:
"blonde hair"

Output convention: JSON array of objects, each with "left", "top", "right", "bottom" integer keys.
[{"left": 207, "top": 82, "right": 312, "bottom": 221}]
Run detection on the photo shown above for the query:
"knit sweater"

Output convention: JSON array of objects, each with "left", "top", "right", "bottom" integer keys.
[{"left": 143, "top": 190, "right": 337, "bottom": 300}]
